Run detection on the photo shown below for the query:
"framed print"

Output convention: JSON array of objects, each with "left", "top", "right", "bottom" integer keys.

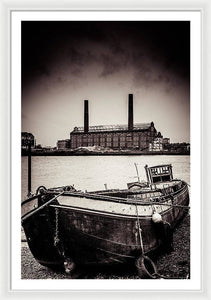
[{"left": 7, "top": 6, "right": 204, "bottom": 294}]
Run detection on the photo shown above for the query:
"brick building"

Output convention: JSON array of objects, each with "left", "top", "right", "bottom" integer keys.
[
  {"left": 21, "top": 132, "right": 35, "bottom": 148},
  {"left": 70, "top": 94, "right": 163, "bottom": 151}
]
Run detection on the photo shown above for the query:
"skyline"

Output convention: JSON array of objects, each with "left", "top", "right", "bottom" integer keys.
[{"left": 22, "top": 21, "right": 190, "bottom": 147}]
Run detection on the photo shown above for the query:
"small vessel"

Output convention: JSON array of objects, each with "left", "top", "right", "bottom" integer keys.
[{"left": 21, "top": 163, "right": 190, "bottom": 278}]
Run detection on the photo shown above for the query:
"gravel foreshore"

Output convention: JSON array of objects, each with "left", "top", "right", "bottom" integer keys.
[{"left": 21, "top": 214, "right": 190, "bottom": 279}]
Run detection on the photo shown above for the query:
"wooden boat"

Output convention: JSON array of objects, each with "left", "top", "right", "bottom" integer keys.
[{"left": 21, "top": 164, "right": 190, "bottom": 278}]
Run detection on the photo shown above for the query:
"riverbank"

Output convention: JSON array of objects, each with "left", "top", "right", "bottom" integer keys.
[
  {"left": 21, "top": 149, "right": 190, "bottom": 156},
  {"left": 21, "top": 214, "right": 190, "bottom": 279}
]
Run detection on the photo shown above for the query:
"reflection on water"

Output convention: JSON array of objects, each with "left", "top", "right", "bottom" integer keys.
[{"left": 21, "top": 155, "right": 190, "bottom": 202}]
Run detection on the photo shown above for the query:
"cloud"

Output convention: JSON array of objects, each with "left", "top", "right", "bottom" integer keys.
[{"left": 22, "top": 21, "right": 190, "bottom": 92}]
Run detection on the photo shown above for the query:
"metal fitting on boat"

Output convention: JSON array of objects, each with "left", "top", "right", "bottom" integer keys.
[{"left": 35, "top": 185, "right": 47, "bottom": 195}]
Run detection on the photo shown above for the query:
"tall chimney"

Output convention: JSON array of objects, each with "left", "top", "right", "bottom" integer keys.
[
  {"left": 128, "top": 94, "right": 133, "bottom": 131},
  {"left": 84, "top": 100, "right": 89, "bottom": 133}
]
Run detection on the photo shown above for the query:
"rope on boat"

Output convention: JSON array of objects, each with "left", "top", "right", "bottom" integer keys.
[
  {"left": 134, "top": 203, "right": 158, "bottom": 279},
  {"left": 135, "top": 202, "right": 176, "bottom": 279},
  {"left": 135, "top": 204, "right": 144, "bottom": 253}
]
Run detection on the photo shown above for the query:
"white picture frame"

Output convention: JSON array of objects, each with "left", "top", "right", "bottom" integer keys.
[{"left": 1, "top": 0, "right": 210, "bottom": 298}]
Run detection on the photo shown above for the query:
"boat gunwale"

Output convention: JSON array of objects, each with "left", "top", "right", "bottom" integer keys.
[
  {"left": 50, "top": 184, "right": 188, "bottom": 218},
  {"left": 49, "top": 202, "right": 173, "bottom": 219},
  {"left": 48, "top": 181, "right": 188, "bottom": 205},
  {"left": 21, "top": 194, "right": 40, "bottom": 205},
  {"left": 21, "top": 181, "right": 189, "bottom": 220}
]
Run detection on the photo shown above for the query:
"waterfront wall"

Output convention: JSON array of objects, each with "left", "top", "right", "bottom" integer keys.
[{"left": 21, "top": 149, "right": 190, "bottom": 156}]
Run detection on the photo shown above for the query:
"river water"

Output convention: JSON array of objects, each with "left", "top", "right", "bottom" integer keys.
[{"left": 21, "top": 155, "right": 190, "bottom": 202}]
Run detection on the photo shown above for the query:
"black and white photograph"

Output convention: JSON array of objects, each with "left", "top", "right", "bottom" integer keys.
[{"left": 10, "top": 10, "right": 201, "bottom": 290}]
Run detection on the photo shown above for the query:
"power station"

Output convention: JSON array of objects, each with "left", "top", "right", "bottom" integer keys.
[{"left": 69, "top": 94, "right": 163, "bottom": 151}]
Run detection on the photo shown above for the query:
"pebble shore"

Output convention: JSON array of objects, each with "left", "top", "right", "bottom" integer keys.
[{"left": 21, "top": 214, "right": 190, "bottom": 279}]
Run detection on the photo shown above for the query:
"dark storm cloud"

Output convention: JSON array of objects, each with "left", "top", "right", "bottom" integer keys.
[
  {"left": 99, "top": 47, "right": 130, "bottom": 77},
  {"left": 22, "top": 21, "right": 190, "bottom": 89},
  {"left": 100, "top": 53, "right": 120, "bottom": 77}
]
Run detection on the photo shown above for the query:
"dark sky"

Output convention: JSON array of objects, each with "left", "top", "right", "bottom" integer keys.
[{"left": 21, "top": 21, "right": 190, "bottom": 146}]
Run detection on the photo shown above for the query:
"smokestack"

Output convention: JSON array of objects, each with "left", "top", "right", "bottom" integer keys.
[
  {"left": 84, "top": 100, "right": 89, "bottom": 133},
  {"left": 128, "top": 94, "right": 133, "bottom": 131}
]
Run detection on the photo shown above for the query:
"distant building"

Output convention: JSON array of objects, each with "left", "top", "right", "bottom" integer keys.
[
  {"left": 70, "top": 94, "right": 162, "bottom": 151},
  {"left": 71, "top": 122, "right": 159, "bottom": 150},
  {"left": 42, "top": 146, "right": 54, "bottom": 151},
  {"left": 163, "top": 138, "right": 170, "bottom": 145},
  {"left": 21, "top": 132, "right": 35, "bottom": 148},
  {"left": 149, "top": 136, "right": 163, "bottom": 152},
  {"left": 57, "top": 139, "right": 71, "bottom": 150},
  {"left": 167, "top": 142, "right": 190, "bottom": 153}
]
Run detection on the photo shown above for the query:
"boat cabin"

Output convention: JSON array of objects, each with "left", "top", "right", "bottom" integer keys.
[{"left": 145, "top": 164, "right": 173, "bottom": 184}]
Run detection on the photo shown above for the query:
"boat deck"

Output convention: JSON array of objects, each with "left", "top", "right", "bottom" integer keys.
[
  {"left": 51, "top": 194, "right": 172, "bottom": 218},
  {"left": 49, "top": 179, "right": 185, "bottom": 217}
]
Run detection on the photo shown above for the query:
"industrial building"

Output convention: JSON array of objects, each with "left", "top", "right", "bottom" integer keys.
[
  {"left": 70, "top": 94, "right": 163, "bottom": 151},
  {"left": 21, "top": 132, "right": 35, "bottom": 148}
]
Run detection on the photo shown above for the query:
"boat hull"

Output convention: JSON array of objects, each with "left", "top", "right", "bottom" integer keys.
[{"left": 22, "top": 183, "right": 189, "bottom": 268}]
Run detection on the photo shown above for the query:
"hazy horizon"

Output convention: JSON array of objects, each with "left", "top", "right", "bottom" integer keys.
[{"left": 22, "top": 21, "right": 190, "bottom": 147}]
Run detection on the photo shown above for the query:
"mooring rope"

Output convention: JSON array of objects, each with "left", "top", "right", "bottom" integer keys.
[
  {"left": 135, "top": 204, "right": 144, "bottom": 253},
  {"left": 134, "top": 199, "right": 189, "bottom": 279}
]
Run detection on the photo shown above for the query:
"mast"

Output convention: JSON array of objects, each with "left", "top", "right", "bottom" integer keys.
[{"left": 134, "top": 163, "right": 140, "bottom": 183}]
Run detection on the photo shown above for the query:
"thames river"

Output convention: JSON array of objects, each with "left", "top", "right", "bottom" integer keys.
[{"left": 21, "top": 155, "right": 190, "bottom": 202}]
